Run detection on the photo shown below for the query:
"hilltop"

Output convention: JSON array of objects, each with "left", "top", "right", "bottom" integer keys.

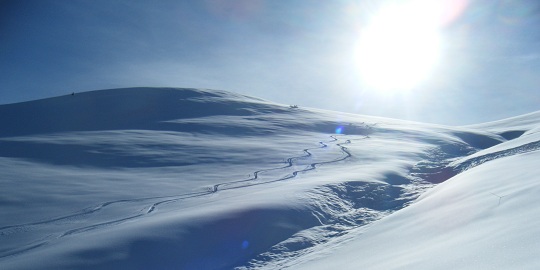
[{"left": 1, "top": 87, "right": 539, "bottom": 269}]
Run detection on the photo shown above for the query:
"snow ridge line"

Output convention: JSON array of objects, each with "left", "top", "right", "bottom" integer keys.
[
  {"left": 0, "top": 135, "right": 361, "bottom": 259},
  {"left": 453, "top": 139, "right": 540, "bottom": 173}
]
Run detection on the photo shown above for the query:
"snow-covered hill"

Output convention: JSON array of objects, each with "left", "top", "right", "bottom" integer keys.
[{"left": 1, "top": 87, "right": 539, "bottom": 269}]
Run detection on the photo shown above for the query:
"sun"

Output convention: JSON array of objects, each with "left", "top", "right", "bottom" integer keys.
[{"left": 355, "top": 1, "right": 444, "bottom": 93}]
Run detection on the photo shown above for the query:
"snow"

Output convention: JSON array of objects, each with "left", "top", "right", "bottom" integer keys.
[
  {"left": 294, "top": 151, "right": 540, "bottom": 270},
  {"left": 1, "top": 87, "right": 539, "bottom": 269}
]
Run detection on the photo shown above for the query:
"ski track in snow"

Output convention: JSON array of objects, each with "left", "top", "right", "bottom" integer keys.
[
  {"left": 0, "top": 134, "right": 362, "bottom": 259},
  {"left": 210, "top": 135, "right": 355, "bottom": 193}
]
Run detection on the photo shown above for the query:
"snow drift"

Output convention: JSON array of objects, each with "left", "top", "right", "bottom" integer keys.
[{"left": 0, "top": 87, "right": 539, "bottom": 269}]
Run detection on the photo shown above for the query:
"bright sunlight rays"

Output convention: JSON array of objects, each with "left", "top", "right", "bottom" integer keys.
[{"left": 355, "top": 0, "right": 452, "bottom": 93}]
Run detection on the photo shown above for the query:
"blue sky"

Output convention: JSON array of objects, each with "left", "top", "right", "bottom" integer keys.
[{"left": 1, "top": 0, "right": 540, "bottom": 125}]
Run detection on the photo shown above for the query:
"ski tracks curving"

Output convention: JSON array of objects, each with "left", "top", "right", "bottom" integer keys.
[{"left": 0, "top": 134, "right": 364, "bottom": 259}]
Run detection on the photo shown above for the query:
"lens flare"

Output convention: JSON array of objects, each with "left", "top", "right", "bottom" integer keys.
[
  {"left": 241, "top": 240, "right": 249, "bottom": 249},
  {"left": 497, "top": 0, "right": 540, "bottom": 25},
  {"left": 355, "top": 0, "right": 468, "bottom": 94}
]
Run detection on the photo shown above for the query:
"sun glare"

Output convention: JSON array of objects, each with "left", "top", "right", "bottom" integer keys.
[{"left": 355, "top": 1, "right": 446, "bottom": 93}]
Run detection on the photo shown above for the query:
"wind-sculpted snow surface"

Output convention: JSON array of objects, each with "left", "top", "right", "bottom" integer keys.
[{"left": 1, "top": 87, "right": 539, "bottom": 269}]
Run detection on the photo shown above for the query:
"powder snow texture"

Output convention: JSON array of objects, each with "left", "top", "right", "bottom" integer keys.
[
  {"left": 294, "top": 151, "right": 540, "bottom": 270},
  {"left": 1, "top": 87, "right": 539, "bottom": 269}
]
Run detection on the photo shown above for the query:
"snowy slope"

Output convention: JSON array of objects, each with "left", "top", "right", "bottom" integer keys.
[
  {"left": 0, "top": 87, "right": 538, "bottom": 269},
  {"left": 294, "top": 115, "right": 540, "bottom": 270}
]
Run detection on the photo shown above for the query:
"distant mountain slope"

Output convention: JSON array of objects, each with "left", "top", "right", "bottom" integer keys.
[
  {"left": 0, "top": 87, "right": 285, "bottom": 136},
  {"left": 465, "top": 110, "right": 540, "bottom": 135},
  {"left": 1, "top": 87, "right": 539, "bottom": 269}
]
